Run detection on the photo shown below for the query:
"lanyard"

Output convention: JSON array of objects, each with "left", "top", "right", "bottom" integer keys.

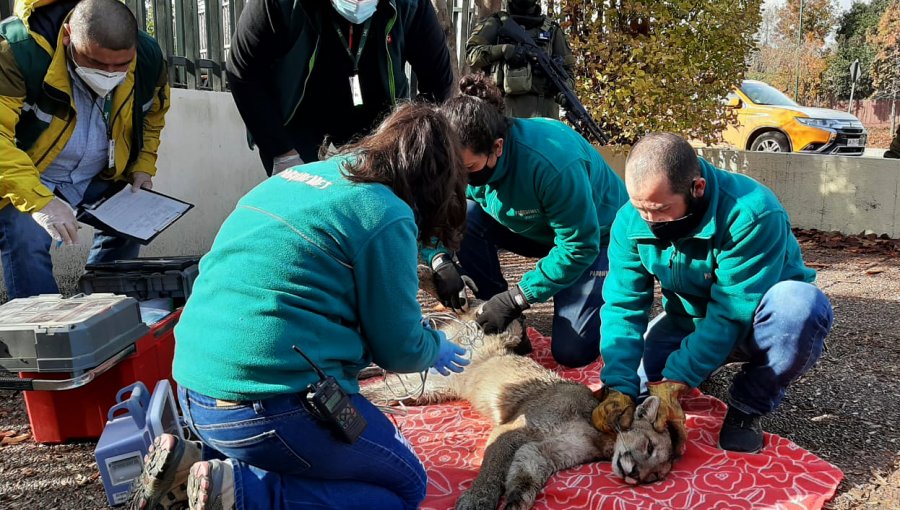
[
  {"left": 90, "top": 92, "right": 114, "bottom": 136},
  {"left": 93, "top": 93, "right": 116, "bottom": 168},
  {"left": 101, "top": 93, "right": 113, "bottom": 137},
  {"left": 332, "top": 19, "right": 372, "bottom": 75}
]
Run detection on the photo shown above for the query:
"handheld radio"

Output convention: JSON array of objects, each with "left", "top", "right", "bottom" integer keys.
[{"left": 291, "top": 345, "right": 367, "bottom": 443}]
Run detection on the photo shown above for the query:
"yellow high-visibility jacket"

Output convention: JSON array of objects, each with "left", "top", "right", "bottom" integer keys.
[{"left": 0, "top": 0, "right": 169, "bottom": 213}]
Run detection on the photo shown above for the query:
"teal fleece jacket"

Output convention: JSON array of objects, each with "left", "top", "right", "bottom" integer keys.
[
  {"left": 173, "top": 157, "right": 441, "bottom": 400},
  {"left": 434, "top": 117, "right": 626, "bottom": 303},
  {"left": 600, "top": 158, "right": 816, "bottom": 397}
]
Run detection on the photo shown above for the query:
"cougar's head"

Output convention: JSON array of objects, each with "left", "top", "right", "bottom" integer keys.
[{"left": 611, "top": 396, "right": 677, "bottom": 485}]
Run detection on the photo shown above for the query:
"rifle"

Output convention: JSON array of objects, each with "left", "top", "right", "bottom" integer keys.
[{"left": 498, "top": 18, "right": 609, "bottom": 145}]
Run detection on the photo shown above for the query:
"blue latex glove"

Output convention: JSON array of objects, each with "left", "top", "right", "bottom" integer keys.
[{"left": 431, "top": 330, "right": 470, "bottom": 376}]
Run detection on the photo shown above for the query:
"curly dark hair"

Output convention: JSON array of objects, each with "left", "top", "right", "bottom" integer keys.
[
  {"left": 440, "top": 73, "right": 510, "bottom": 155},
  {"left": 335, "top": 103, "right": 468, "bottom": 250}
]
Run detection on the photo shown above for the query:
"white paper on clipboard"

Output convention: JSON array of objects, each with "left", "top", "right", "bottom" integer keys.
[{"left": 84, "top": 187, "right": 191, "bottom": 242}]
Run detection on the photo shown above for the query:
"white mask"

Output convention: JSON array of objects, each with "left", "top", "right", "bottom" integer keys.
[
  {"left": 75, "top": 67, "right": 127, "bottom": 97},
  {"left": 330, "top": 0, "right": 378, "bottom": 25},
  {"left": 70, "top": 47, "right": 127, "bottom": 97}
]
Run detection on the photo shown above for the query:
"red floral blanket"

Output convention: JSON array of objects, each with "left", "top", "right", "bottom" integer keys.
[{"left": 388, "top": 329, "right": 843, "bottom": 510}]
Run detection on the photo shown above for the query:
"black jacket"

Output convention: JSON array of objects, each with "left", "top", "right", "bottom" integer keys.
[{"left": 227, "top": 0, "right": 453, "bottom": 169}]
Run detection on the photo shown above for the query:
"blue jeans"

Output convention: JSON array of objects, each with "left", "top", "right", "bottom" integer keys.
[
  {"left": 639, "top": 280, "right": 833, "bottom": 415},
  {"left": 177, "top": 387, "right": 427, "bottom": 510},
  {"left": 0, "top": 178, "right": 140, "bottom": 299},
  {"left": 457, "top": 200, "right": 607, "bottom": 368}
]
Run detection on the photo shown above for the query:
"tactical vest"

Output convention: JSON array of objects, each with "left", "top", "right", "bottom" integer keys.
[
  {"left": 494, "top": 11, "right": 558, "bottom": 96},
  {"left": 0, "top": 16, "right": 163, "bottom": 163}
]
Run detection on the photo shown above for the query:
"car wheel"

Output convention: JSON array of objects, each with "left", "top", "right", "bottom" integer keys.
[{"left": 750, "top": 132, "right": 790, "bottom": 153}]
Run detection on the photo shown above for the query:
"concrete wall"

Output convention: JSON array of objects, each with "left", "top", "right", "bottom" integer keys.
[
  {"left": 599, "top": 147, "right": 900, "bottom": 238},
  {"left": 48, "top": 89, "right": 266, "bottom": 288},
  {"left": 698, "top": 149, "right": 900, "bottom": 238}
]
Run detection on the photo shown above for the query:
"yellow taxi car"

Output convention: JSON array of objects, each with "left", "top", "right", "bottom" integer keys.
[{"left": 722, "top": 80, "right": 868, "bottom": 156}]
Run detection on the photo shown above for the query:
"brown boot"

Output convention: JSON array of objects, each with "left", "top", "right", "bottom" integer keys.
[{"left": 129, "top": 433, "right": 202, "bottom": 510}]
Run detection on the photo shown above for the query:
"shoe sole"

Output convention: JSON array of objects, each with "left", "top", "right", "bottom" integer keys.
[
  {"left": 717, "top": 439, "right": 763, "bottom": 454},
  {"left": 186, "top": 469, "right": 205, "bottom": 510},
  {"left": 187, "top": 462, "right": 229, "bottom": 510},
  {"left": 127, "top": 435, "right": 188, "bottom": 510}
]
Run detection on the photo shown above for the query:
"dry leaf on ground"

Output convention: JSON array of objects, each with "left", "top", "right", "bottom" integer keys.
[{"left": 1, "top": 433, "right": 31, "bottom": 446}]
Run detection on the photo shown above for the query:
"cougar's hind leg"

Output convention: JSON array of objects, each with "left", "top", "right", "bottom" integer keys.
[
  {"left": 409, "top": 373, "right": 459, "bottom": 405},
  {"left": 361, "top": 371, "right": 459, "bottom": 407},
  {"left": 503, "top": 426, "right": 604, "bottom": 510},
  {"left": 455, "top": 424, "right": 539, "bottom": 510}
]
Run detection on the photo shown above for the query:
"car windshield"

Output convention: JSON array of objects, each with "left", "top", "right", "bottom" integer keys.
[{"left": 741, "top": 82, "right": 799, "bottom": 107}]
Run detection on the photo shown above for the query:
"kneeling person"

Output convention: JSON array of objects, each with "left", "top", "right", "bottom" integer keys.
[
  {"left": 592, "top": 133, "right": 833, "bottom": 454},
  {"left": 430, "top": 74, "right": 628, "bottom": 368}
]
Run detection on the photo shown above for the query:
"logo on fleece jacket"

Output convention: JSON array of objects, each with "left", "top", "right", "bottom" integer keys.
[
  {"left": 280, "top": 169, "right": 333, "bottom": 190},
  {"left": 514, "top": 208, "right": 541, "bottom": 219}
]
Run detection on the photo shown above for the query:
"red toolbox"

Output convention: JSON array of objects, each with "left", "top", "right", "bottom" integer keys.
[{"left": 17, "top": 309, "right": 181, "bottom": 444}]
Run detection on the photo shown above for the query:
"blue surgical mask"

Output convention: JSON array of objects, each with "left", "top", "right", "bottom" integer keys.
[{"left": 331, "top": 0, "right": 378, "bottom": 24}]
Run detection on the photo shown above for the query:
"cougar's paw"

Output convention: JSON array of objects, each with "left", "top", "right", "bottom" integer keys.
[
  {"left": 502, "top": 490, "right": 537, "bottom": 510},
  {"left": 502, "top": 476, "right": 538, "bottom": 510},
  {"left": 455, "top": 489, "right": 497, "bottom": 510}
]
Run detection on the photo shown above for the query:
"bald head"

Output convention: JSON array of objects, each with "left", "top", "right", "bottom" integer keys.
[
  {"left": 626, "top": 133, "right": 700, "bottom": 197},
  {"left": 68, "top": 0, "right": 138, "bottom": 51}
]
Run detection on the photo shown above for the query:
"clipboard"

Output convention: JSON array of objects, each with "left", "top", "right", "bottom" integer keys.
[{"left": 76, "top": 182, "right": 194, "bottom": 245}]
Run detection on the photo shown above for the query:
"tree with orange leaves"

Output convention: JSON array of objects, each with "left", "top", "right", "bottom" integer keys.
[{"left": 869, "top": 0, "right": 900, "bottom": 99}]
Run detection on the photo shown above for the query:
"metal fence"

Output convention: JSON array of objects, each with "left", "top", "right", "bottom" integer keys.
[
  {"left": 119, "top": 0, "right": 239, "bottom": 91},
  {"left": 830, "top": 98, "right": 899, "bottom": 130}
]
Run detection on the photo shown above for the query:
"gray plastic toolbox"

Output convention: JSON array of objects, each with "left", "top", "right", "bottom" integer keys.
[
  {"left": 78, "top": 257, "right": 199, "bottom": 301},
  {"left": 0, "top": 294, "right": 148, "bottom": 373}
]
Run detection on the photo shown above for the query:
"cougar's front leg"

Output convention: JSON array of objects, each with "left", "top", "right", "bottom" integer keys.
[
  {"left": 503, "top": 426, "right": 605, "bottom": 510},
  {"left": 456, "top": 425, "right": 538, "bottom": 510}
]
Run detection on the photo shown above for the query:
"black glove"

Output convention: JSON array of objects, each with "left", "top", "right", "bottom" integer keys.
[
  {"left": 476, "top": 285, "right": 530, "bottom": 334},
  {"left": 506, "top": 45, "right": 530, "bottom": 68},
  {"left": 431, "top": 254, "right": 476, "bottom": 311},
  {"left": 554, "top": 92, "right": 569, "bottom": 108}
]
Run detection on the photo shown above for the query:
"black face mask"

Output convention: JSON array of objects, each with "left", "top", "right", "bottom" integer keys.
[
  {"left": 468, "top": 163, "right": 497, "bottom": 186},
  {"left": 646, "top": 195, "right": 708, "bottom": 242}
]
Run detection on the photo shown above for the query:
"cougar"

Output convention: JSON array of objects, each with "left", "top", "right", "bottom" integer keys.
[{"left": 362, "top": 274, "right": 678, "bottom": 510}]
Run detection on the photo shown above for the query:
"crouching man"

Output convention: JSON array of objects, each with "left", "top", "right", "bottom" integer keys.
[
  {"left": 0, "top": 0, "right": 169, "bottom": 299},
  {"left": 591, "top": 133, "right": 833, "bottom": 454}
]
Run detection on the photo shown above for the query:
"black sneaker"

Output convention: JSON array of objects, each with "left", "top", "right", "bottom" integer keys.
[{"left": 718, "top": 406, "right": 764, "bottom": 453}]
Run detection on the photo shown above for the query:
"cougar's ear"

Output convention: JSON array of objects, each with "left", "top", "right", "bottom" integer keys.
[
  {"left": 417, "top": 264, "right": 438, "bottom": 299},
  {"left": 636, "top": 396, "right": 661, "bottom": 423},
  {"left": 505, "top": 315, "right": 524, "bottom": 339}
]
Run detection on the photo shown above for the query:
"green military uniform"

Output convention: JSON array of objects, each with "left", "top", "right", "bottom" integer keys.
[{"left": 466, "top": 10, "right": 574, "bottom": 119}]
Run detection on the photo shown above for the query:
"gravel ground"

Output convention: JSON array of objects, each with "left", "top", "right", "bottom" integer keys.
[{"left": 1, "top": 232, "right": 899, "bottom": 509}]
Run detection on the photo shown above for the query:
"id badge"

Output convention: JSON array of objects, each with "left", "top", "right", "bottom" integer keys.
[
  {"left": 108, "top": 139, "right": 116, "bottom": 168},
  {"left": 350, "top": 75, "right": 363, "bottom": 107}
]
